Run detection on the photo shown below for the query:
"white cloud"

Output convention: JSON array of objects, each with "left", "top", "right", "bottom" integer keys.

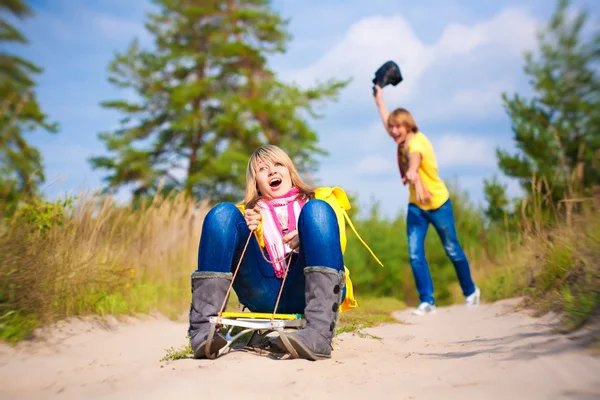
[
  {"left": 428, "top": 81, "right": 515, "bottom": 120},
  {"left": 280, "top": 6, "right": 540, "bottom": 121},
  {"left": 431, "top": 134, "right": 497, "bottom": 167},
  {"left": 433, "top": 7, "right": 538, "bottom": 58},
  {"left": 318, "top": 121, "right": 393, "bottom": 154},
  {"left": 355, "top": 155, "right": 396, "bottom": 176},
  {"left": 282, "top": 15, "right": 433, "bottom": 100}
]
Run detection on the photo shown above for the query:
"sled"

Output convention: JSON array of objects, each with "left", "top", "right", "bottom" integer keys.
[
  {"left": 202, "top": 233, "right": 308, "bottom": 360},
  {"left": 205, "top": 311, "right": 305, "bottom": 359}
]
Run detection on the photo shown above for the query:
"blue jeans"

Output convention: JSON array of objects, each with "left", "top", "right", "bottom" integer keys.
[
  {"left": 196, "top": 200, "right": 346, "bottom": 314},
  {"left": 407, "top": 198, "right": 476, "bottom": 305}
]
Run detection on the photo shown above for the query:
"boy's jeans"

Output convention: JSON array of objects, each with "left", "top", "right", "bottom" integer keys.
[{"left": 407, "top": 198, "right": 476, "bottom": 305}]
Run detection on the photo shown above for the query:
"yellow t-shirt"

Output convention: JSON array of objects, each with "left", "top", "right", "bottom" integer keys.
[{"left": 401, "top": 132, "right": 449, "bottom": 210}]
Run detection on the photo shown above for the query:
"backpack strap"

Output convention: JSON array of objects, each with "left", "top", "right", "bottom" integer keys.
[{"left": 342, "top": 209, "right": 384, "bottom": 267}]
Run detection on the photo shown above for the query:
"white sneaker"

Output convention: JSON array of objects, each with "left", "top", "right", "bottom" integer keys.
[
  {"left": 412, "top": 302, "right": 437, "bottom": 316},
  {"left": 465, "top": 287, "right": 481, "bottom": 307}
]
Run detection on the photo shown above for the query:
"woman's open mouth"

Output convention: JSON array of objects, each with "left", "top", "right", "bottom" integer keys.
[{"left": 269, "top": 177, "right": 282, "bottom": 189}]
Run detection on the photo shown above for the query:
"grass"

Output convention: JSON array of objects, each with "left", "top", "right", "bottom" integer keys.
[
  {"left": 0, "top": 190, "right": 210, "bottom": 343},
  {"left": 161, "top": 340, "right": 193, "bottom": 362},
  {"left": 337, "top": 296, "right": 406, "bottom": 334},
  {"left": 480, "top": 209, "right": 600, "bottom": 333}
]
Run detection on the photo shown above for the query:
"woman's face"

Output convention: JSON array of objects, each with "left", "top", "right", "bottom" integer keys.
[{"left": 255, "top": 159, "right": 293, "bottom": 198}]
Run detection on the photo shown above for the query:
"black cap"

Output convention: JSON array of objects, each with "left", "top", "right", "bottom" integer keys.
[{"left": 372, "top": 60, "right": 403, "bottom": 88}]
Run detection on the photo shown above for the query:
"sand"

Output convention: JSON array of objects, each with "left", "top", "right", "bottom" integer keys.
[{"left": 1, "top": 298, "right": 599, "bottom": 400}]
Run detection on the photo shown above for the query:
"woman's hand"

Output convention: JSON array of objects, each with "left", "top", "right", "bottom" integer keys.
[
  {"left": 282, "top": 230, "right": 300, "bottom": 251},
  {"left": 244, "top": 207, "right": 262, "bottom": 232}
]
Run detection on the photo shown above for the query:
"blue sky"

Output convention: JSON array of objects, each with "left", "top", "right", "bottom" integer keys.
[{"left": 8, "top": 0, "right": 600, "bottom": 219}]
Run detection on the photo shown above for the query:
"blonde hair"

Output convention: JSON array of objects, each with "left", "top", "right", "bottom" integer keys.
[
  {"left": 387, "top": 108, "right": 419, "bottom": 133},
  {"left": 243, "top": 145, "right": 315, "bottom": 208}
]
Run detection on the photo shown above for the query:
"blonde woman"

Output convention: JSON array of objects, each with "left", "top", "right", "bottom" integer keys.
[
  {"left": 372, "top": 85, "right": 480, "bottom": 315},
  {"left": 188, "top": 145, "right": 382, "bottom": 361}
]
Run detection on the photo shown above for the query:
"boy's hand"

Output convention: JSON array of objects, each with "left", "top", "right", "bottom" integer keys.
[
  {"left": 244, "top": 207, "right": 262, "bottom": 232},
  {"left": 373, "top": 84, "right": 384, "bottom": 104},
  {"left": 282, "top": 230, "right": 300, "bottom": 250},
  {"left": 407, "top": 170, "right": 433, "bottom": 204},
  {"left": 415, "top": 180, "right": 433, "bottom": 204},
  {"left": 406, "top": 169, "right": 420, "bottom": 184},
  {"left": 417, "top": 185, "right": 432, "bottom": 204}
]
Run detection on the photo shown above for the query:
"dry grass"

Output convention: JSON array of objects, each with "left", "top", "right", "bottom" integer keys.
[
  {"left": 477, "top": 177, "right": 600, "bottom": 332},
  {"left": 0, "top": 190, "right": 210, "bottom": 343}
]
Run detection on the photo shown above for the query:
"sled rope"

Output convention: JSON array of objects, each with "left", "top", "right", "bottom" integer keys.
[
  {"left": 217, "top": 230, "right": 294, "bottom": 323},
  {"left": 217, "top": 231, "right": 253, "bottom": 319},
  {"left": 214, "top": 230, "right": 299, "bottom": 358}
]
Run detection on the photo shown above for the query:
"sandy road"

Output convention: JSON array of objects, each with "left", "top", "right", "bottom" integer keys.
[{"left": 1, "top": 298, "right": 598, "bottom": 400}]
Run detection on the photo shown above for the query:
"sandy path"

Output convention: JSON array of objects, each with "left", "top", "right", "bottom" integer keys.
[{"left": 1, "top": 298, "right": 598, "bottom": 400}]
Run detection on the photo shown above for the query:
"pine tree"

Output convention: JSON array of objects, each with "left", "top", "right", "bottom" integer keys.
[
  {"left": 90, "top": 0, "right": 348, "bottom": 203},
  {"left": 0, "top": 0, "right": 58, "bottom": 218},
  {"left": 483, "top": 175, "right": 509, "bottom": 224},
  {"left": 493, "top": 0, "right": 599, "bottom": 210}
]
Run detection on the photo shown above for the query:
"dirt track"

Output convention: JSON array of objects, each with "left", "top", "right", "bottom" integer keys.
[{"left": 1, "top": 298, "right": 599, "bottom": 400}]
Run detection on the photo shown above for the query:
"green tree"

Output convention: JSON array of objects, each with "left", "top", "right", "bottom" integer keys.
[
  {"left": 90, "top": 0, "right": 348, "bottom": 203},
  {"left": 483, "top": 175, "right": 510, "bottom": 224},
  {"left": 495, "top": 0, "right": 599, "bottom": 209},
  {"left": 0, "top": 0, "right": 58, "bottom": 218}
]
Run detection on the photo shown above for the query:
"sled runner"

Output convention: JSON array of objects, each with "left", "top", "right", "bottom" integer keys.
[{"left": 205, "top": 311, "right": 305, "bottom": 358}]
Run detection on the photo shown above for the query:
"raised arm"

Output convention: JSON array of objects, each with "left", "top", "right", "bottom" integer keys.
[{"left": 372, "top": 85, "right": 390, "bottom": 134}]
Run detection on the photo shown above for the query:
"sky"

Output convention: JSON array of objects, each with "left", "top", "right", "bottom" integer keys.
[{"left": 7, "top": 0, "right": 600, "bottom": 219}]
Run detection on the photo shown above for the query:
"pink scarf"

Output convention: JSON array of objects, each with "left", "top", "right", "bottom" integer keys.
[{"left": 256, "top": 187, "right": 306, "bottom": 278}]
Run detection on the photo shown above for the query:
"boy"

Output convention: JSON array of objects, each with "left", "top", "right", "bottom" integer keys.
[{"left": 372, "top": 85, "right": 480, "bottom": 315}]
